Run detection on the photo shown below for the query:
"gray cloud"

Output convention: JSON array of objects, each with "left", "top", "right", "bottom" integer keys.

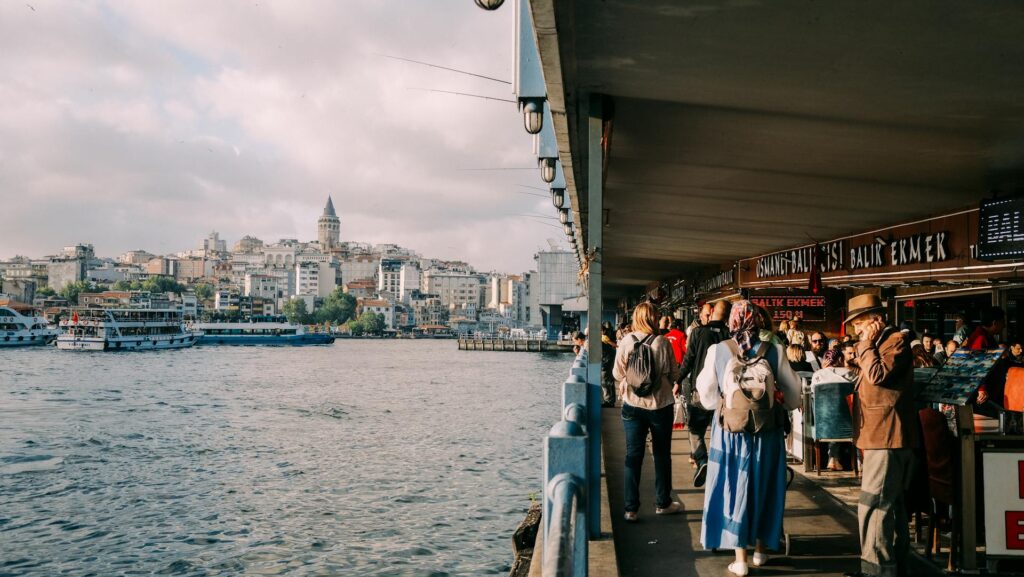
[{"left": 0, "top": 0, "right": 563, "bottom": 272}]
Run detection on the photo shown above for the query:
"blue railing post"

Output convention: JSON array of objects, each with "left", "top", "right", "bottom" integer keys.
[{"left": 543, "top": 406, "right": 588, "bottom": 577}]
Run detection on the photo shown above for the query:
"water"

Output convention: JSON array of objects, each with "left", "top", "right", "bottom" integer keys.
[{"left": 0, "top": 341, "right": 568, "bottom": 576}]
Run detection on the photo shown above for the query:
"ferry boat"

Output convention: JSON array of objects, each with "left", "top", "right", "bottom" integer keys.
[
  {"left": 57, "top": 308, "right": 199, "bottom": 351},
  {"left": 0, "top": 306, "right": 60, "bottom": 347},
  {"left": 193, "top": 316, "right": 335, "bottom": 346}
]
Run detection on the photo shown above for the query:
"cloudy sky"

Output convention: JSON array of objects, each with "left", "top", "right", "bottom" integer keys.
[{"left": 0, "top": 0, "right": 564, "bottom": 273}]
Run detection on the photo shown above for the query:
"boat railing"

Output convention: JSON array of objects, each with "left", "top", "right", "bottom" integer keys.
[{"left": 541, "top": 350, "right": 599, "bottom": 577}]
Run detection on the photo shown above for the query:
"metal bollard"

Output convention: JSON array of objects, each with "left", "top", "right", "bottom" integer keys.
[
  {"left": 543, "top": 415, "right": 588, "bottom": 577},
  {"left": 570, "top": 359, "right": 587, "bottom": 380},
  {"left": 562, "top": 375, "right": 587, "bottom": 424}
]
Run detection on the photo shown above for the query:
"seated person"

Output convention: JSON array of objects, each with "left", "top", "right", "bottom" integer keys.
[{"left": 811, "top": 349, "right": 859, "bottom": 471}]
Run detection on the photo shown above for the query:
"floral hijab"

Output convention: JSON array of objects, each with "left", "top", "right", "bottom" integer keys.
[{"left": 728, "top": 300, "right": 764, "bottom": 353}]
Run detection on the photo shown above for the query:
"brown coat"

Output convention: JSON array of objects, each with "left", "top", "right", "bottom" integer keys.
[{"left": 851, "top": 328, "right": 920, "bottom": 450}]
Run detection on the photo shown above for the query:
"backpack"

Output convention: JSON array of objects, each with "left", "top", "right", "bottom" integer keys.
[
  {"left": 719, "top": 342, "right": 780, "bottom": 434},
  {"left": 624, "top": 334, "right": 659, "bottom": 397}
]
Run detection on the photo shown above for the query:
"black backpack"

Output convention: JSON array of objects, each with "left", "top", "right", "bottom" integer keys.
[{"left": 624, "top": 334, "right": 659, "bottom": 397}]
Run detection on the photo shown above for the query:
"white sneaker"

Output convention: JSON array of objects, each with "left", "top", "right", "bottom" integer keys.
[
  {"left": 752, "top": 552, "right": 769, "bottom": 567},
  {"left": 728, "top": 561, "right": 749, "bottom": 576}
]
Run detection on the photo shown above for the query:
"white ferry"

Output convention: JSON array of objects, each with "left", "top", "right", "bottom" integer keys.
[
  {"left": 57, "top": 308, "right": 199, "bottom": 351},
  {"left": 0, "top": 306, "right": 60, "bottom": 347},
  {"left": 193, "top": 316, "right": 335, "bottom": 346}
]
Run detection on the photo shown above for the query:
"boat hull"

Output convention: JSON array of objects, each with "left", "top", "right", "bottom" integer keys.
[
  {"left": 0, "top": 331, "right": 58, "bottom": 347},
  {"left": 56, "top": 333, "right": 199, "bottom": 351},
  {"left": 196, "top": 334, "right": 335, "bottom": 346}
]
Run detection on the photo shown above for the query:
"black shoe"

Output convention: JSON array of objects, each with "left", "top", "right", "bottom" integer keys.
[{"left": 693, "top": 462, "right": 708, "bottom": 487}]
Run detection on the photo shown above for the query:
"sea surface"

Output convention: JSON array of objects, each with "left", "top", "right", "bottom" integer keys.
[{"left": 0, "top": 340, "right": 568, "bottom": 576}]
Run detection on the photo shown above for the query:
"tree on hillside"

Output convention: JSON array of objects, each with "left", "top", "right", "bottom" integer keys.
[
  {"left": 35, "top": 286, "right": 56, "bottom": 298},
  {"left": 192, "top": 283, "right": 215, "bottom": 301},
  {"left": 142, "top": 276, "right": 184, "bottom": 295},
  {"left": 283, "top": 298, "right": 314, "bottom": 325},
  {"left": 315, "top": 289, "right": 356, "bottom": 324},
  {"left": 60, "top": 281, "right": 97, "bottom": 305},
  {"left": 356, "top": 312, "right": 386, "bottom": 335}
]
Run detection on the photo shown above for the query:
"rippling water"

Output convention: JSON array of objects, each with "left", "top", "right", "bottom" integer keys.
[{"left": 0, "top": 341, "right": 567, "bottom": 576}]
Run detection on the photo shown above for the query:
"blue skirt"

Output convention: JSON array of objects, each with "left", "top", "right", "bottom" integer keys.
[{"left": 700, "top": 418, "right": 787, "bottom": 550}]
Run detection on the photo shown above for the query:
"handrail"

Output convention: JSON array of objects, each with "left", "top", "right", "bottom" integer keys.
[
  {"left": 540, "top": 353, "right": 591, "bottom": 577},
  {"left": 543, "top": 473, "right": 582, "bottom": 577}
]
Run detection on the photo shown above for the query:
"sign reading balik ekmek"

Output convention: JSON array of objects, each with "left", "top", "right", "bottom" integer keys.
[
  {"left": 749, "top": 294, "right": 827, "bottom": 322},
  {"left": 755, "top": 232, "right": 951, "bottom": 280}
]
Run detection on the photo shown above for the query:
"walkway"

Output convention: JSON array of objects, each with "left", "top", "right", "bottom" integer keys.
[{"left": 602, "top": 408, "right": 866, "bottom": 577}]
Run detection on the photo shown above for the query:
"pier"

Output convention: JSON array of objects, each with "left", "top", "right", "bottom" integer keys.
[{"left": 457, "top": 338, "right": 574, "bottom": 353}]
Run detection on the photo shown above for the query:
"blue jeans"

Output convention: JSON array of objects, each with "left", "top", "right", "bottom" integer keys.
[{"left": 621, "top": 402, "right": 675, "bottom": 512}]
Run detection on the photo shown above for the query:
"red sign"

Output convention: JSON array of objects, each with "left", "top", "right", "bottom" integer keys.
[{"left": 749, "top": 294, "right": 827, "bottom": 323}]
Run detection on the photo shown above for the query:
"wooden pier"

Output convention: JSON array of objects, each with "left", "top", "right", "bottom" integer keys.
[{"left": 457, "top": 338, "right": 574, "bottom": 353}]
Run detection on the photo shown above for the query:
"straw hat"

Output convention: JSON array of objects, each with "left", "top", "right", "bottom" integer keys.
[{"left": 846, "top": 294, "right": 886, "bottom": 325}]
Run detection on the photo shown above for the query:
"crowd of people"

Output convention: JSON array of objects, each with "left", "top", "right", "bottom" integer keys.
[{"left": 590, "top": 296, "right": 1020, "bottom": 577}]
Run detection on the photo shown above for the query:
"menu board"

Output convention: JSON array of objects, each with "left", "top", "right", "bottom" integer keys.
[
  {"left": 750, "top": 293, "right": 827, "bottom": 323},
  {"left": 917, "top": 348, "right": 1005, "bottom": 405},
  {"left": 978, "top": 196, "right": 1024, "bottom": 260}
]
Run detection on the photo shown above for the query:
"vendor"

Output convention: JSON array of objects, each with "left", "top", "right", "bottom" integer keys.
[{"left": 966, "top": 306, "right": 1007, "bottom": 417}]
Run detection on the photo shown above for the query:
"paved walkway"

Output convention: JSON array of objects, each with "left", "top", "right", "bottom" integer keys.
[{"left": 602, "top": 408, "right": 864, "bottom": 577}]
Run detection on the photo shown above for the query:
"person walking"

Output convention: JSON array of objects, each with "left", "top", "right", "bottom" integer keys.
[
  {"left": 664, "top": 318, "right": 688, "bottom": 365},
  {"left": 601, "top": 324, "right": 618, "bottom": 407},
  {"left": 677, "top": 300, "right": 730, "bottom": 486},
  {"left": 696, "top": 301, "right": 802, "bottom": 576},
  {"left": 613, "top": 302, "right": 682, "bottom": 521},
  {"left": 843, "top": 294, "right": 919, "bottom": 577}
]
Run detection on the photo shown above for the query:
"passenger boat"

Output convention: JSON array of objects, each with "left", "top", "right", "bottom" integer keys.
[
  {"left": 193, "top": 316, "right": 335, "bottom": 346},
  {"left": 0, "top": 306, "right": 60, "bottom": 347},
  {"left": 57, "top": 308, "right": 199, "bottom": 351}
]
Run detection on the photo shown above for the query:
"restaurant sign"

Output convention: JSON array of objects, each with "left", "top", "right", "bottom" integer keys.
[
  {"left": 749, "top": 293, "right": 828, "bottom": 323},
  {"left": 983, "top": 451, "right": 1024, "bottom": 557},
  {"left": 755, "top": 233, "right": 951, "bottom": 280},
  {"left": 694, "top": 268, "right": 736, "bottom": 299}
]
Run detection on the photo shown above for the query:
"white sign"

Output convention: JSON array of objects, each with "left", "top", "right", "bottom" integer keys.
[{"left": 983, "top": 451, "right": 1024, "bottom": 557}]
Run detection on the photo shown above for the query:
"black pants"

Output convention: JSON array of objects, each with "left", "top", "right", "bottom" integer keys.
[
  {"left": 621, "top": 403, "right": 674, "bottom": 512},
  {"left": 686, "top": 405, "right": 712, "bottom": 466}
]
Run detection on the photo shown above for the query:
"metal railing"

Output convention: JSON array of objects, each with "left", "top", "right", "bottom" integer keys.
[{"left": 541, "top": 350, "right": 598, "bottom": 577}]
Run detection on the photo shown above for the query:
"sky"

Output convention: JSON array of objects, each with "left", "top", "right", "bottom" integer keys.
[{"left": 0, "top": 0, "right": 565, "bottom": 273}]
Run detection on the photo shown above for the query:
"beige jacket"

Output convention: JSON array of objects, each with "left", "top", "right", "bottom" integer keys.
[{"left": 613, "top": 331, "right": 680, "bottom": 410}]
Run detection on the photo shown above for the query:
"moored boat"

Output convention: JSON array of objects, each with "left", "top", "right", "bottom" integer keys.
[
  {"left": 0, "top": 306, "right": 60, "bottom": 347},
  {"left": 57, "top": 308, "right": 199, "bottom": 351},
  {"left": 193, "top": 316, "right": 335, "bottom": 346}
]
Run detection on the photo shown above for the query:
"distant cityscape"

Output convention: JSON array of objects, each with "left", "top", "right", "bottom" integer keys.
[{"left": 0, "top": 197, "right": 583, "bottom": 337}]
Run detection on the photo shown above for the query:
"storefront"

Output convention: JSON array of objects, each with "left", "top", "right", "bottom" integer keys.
[{"left": 736, "top": 205, "right": 1024, "bottom": 339}]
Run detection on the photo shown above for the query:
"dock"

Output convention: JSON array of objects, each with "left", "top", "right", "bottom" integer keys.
[{"left": 457, "top": 338, "right": 574, "bottom": 353}]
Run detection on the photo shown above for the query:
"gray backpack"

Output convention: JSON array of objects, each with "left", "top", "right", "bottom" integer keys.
[
  {"left": 624, "top": 334, "right": 659, "bottom": 397},
  {"left": 719, "top": 342, "right": 779, "bottom": 434}
]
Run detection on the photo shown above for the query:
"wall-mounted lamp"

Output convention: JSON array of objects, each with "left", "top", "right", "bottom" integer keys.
[
  {"left": 474, "top": 0, "right": 505, "bottom": 10},
  {"left": 562, "top": 222, "right": 573, "bottom": 236},
  {"left": 559, "top": 208, "right": 570, "bottom": 225},
  {"left": 539, "top": 158, "right": 557, "bottom": 183},
  {"left": 551, "top": 188, "right": 565, "bottom": 209},
  {"left": 521, "top": 98, "right": 543, "bottom": 134}
]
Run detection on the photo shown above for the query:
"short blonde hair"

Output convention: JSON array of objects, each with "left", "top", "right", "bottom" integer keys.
[
  {"left": 632, "top": 303, "right": 658, "bottom": 335},
  {"left": 779, "top": 320, "right": 790, "bottom": 332},
  {"left": 786, "top": 344, "right": 805, "bottom": 363}
]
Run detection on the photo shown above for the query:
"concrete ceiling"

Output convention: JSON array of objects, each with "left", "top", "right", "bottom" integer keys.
[{"left": 531, "top": 0, "right": 1024, "bottom": 292}]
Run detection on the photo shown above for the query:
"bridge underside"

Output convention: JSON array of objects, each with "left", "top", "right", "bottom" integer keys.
[{"left": 532, "top": 0, "right": 1024, "bottom": 296}]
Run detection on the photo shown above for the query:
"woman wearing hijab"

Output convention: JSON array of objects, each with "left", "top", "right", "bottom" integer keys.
[{"left": 696, "top": 300, "right": 803, "bottom": 576}]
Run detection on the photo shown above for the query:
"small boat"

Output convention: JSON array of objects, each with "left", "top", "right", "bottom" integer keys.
[
  {"left": 0, "top": 305, "right": 60, "bottom": 347},
  {"left": 57, "top": 308, "right": 199, "bottom": 351},
  {"left": 193, "top": 316, "right": 335, "bottom": 346}
]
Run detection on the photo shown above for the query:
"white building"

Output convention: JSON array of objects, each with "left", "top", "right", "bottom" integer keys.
[
  {"left": 202, "top": 232, "right": 228, "bottom": 254},
  {"left": 422, "top": 270, "right": 483, "bottom": 310},
  {"left": 359, "top": 298, "right": 395, "bottom": 329},
  {"left": 244, "top": 274, "right": 282, "bottom": 301},
  {"left": 119, "top": 250, "right": 156, "bottom": 265},
  {"left": 340, "top": 255, "right": 378, "bottom": 284},
  {"left": 378, "top": 259, "right": 403, "bottom": 299},
  {"left": 532, "top": 250, "right": 583, "bottom": 338},
  {"left": 399, "top": 263, "right": 421, "bottom": 304},
  {"left": 295, "top": 261, "right": 337, "bottom": 298}
]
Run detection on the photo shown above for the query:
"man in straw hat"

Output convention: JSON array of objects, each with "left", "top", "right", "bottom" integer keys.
[{"left": 843, "top": 294, "right": 920, "bottom": 577}]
